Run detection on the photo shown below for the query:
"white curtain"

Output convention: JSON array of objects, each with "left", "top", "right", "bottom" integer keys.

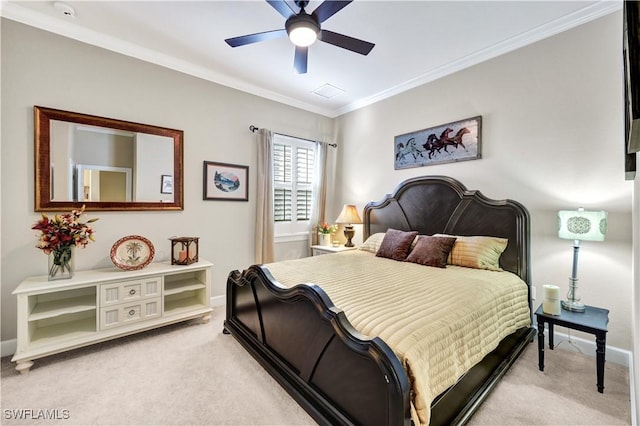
[
  {"left": 309, "top": 141, "right": 329, "bottom": 250},
  {"left": 255, "top": 128, "right": 275, "bottom": 264}
]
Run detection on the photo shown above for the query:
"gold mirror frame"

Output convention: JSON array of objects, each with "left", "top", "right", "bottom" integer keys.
[{"left": 34, "top": 106, "right": 184, "bottom": 211}]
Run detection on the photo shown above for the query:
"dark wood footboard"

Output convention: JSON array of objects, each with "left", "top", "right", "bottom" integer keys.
[
  {"left": 224, "top": 265, "right": 412, "bottom": 426},
  {"left": 225, "top": 264, "right": 534, "bottom": 426}
]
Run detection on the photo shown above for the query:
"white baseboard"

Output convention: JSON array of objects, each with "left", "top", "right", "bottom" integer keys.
[
  {"left": 2, "top": 338, "right": 16, "bottom": 358},
  {"left": 210, "top": 295, "right": 225, "bottom": 307},
  {"left": 630, "top": 355, "right": 638, "bottom": 426},
  {"left": 550, "top": 330, "right": 631, "bottom": 367},
  {"left": 1, "top": 296, "right": 226, "bottom": 359},
  {"left": 538, "top": 327, "right": 638, "bottom": 424},
  {"left": 2, "top": 312, "right": 634, "bottom": 414},
  {"left": 3, "top": 320, "right": 630, "bottom": 365}
]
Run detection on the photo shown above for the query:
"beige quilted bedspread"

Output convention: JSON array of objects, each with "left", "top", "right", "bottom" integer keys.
[{"left": 264, "top": 250, "right": 531, "bottom": 425}]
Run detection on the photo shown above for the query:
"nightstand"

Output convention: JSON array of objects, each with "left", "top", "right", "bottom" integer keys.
[
  {"left": 535, "top": 304, "right": 609, "bottom": 393},
  {"left": 311, "top": 245, "right": 357, "bottom": 256}
]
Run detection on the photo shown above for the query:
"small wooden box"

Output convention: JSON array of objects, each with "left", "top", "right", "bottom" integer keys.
[{"left": 170, "top": 237, "right": 199, "bottom": 265}]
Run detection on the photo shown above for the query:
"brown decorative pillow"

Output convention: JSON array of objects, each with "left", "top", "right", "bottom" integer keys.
[
  {"left": 405, "top": 235, "right": 457, "bottom": 268},
  {"left": 434, "top": 234, "right": 508, "bottom": 271},
  {"left": 376, "top": 229, "right": 419, "bottom": 261}
]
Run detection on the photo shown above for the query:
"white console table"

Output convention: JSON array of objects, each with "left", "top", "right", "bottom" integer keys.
[{"left": 11, "top": 260, "right": 212, "bottom": 373}]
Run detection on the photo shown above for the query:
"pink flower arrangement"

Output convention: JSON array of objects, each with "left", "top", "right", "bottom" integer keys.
[
  {"left": 316, "top": 222, "right": 337, "bottom": 234},
  {"left": 32, "top": 205, "right": 98, "bottom": 254}
]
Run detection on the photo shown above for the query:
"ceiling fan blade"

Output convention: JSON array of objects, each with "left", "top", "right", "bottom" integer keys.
[
  {"left": 312, "top": 0, "right": 352, "bottom": 23},
  {"left": 320, "top": 30, "right": 374, "bottom": 55},
  {"left": 225, "top": 29, "right": 287, "bottom": 47},
  {"left": 294, "top": 46, "right": 308, "bottom": 74},
  {"left": 266, "top": 0, "right": 297, "bottom": 18}
]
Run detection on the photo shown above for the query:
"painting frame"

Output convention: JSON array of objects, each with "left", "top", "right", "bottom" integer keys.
[
  {"left": 394, "top": 116, "right": 482, "bottom": 170},
  {"left": 203, "top": 161, "right": 249, "bottom": 201},
  {"left": 161, "top": 175, "right": 173, "bottom": 194}
]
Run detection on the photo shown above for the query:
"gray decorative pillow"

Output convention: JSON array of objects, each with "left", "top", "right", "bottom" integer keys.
[
  {"left": 405, "top": 235, "right": 457, "bottom": 268},
  {"left": 376, "top": 229, "right": 418, "bottom": 261}
]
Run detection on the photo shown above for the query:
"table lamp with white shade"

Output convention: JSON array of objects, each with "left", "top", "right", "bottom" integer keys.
[
  {"left": 557, "top": 208, "right": 608, "bottom": 313},
  {"left": 335, "top": 204, "right": 362, "bottom": 247}
]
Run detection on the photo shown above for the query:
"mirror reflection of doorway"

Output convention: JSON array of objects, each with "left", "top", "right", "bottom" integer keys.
[{"left": 76, "top": 165, "right": 132, "bottom": 202}]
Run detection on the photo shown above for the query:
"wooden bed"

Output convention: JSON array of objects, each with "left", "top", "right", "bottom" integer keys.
[{"left": 224, "top": 175, "right": 535, "bottom": 425}]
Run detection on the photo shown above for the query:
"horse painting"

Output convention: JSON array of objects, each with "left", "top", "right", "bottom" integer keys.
[
  {"left": 421, "top": 127, "right": 470, "bottom": 159},
  {"left": 393, "top": 116, "right": 481, "bottom": 170},
  {"left": 446, "top": 127, "right": 470, "bottom": 150},
  {"left": 395, "top": 138, "right": 423, "bottom": 164}
]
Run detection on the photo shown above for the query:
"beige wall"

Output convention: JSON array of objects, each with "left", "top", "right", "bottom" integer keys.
[
  {"left": 0, "top": 6, "right": 636, "bottom": 419},
  {"left": 0, "top": 19, "right": 334, "bottom": 341},
  {"left": 1, "top": 11, "right": 635, "bottom": 354},
  {"left": 333, "top": 12, "right": 633, "bottom": 350}
]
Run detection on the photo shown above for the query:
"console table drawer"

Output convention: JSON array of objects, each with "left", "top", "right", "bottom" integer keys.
[
  {"left": 100, "top": 277, "right": 161, "bottom": 306},
  {"left": 100, "top": 297, "right": 162, "bottom": 330}
]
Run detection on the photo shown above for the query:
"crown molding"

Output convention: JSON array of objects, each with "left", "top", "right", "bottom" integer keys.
[
  {"left": 332, "top": 1, "right": 623, "bottom": 117},
  {"left": 0, "top": 1, "right": 622, "bottom": 119},
  {"left": 0, "top": 1, "right": 335, "bottom": 117}
]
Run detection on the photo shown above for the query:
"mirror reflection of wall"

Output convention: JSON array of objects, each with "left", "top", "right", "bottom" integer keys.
[
  {"left": 49, "top": 120, "right": 174, "bottom": 203},
  {"left": 76, "top": 165, "right": 132, "bottom": 202},
  {"left": 135, "top": 133, "right": 174, "bottom": 203},
  {"left": 99, "top": 171, "right": 128, "bottom": 202}
]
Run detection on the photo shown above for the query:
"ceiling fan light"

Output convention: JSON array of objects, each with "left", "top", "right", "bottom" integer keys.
[
  {"left": 285, "top": 13, "right": 320, "bottom": 47},
  {"left": 289, "top": 25, "right": 317, "bottom": 47}
]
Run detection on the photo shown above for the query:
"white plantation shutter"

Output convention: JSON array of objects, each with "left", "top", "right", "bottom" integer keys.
[
  {"left": 273, "top": 143, "right": 292, "bottom": 222},
  {"left": 296, "top": 190, "right": 312, "bottom": 221},
  {"left": 296, "top": 146, "right": 314, "bottom": 221},
  {"left": 274, "top": 189, "right": 292, "bottom": 221},
  {"left": 272, "top": 134, "right": 316, "bottom": 238}
]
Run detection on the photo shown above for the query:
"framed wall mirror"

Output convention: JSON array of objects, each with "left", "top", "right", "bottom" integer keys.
[{"left": 34, "top": 106, "right": 184, "bottom": 211}]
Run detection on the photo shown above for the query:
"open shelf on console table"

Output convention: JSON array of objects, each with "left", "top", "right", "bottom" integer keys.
[{"left": 12, "top": 260, "right": 212, "bottom": 374}]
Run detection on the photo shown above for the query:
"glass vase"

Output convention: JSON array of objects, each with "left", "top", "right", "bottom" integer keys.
[{"left": 48, "top": 245, "right": 74, "bottom": 281}]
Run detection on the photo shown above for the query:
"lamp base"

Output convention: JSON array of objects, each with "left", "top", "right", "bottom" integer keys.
[
  {"left": 561, "top": 300, "right": 585, "bottom": 313},
  {"left": 343, "top": 226, "right": 355, "bottom": 247}
]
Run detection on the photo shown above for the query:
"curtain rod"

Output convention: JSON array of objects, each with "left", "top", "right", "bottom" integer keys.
[{"left": 249, "top": 125, "right": 337, "bottom": 148}]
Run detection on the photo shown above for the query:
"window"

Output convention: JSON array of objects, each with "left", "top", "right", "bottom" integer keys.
[{"left": 273, "top": 134, "right": 316, "bottom": 240}]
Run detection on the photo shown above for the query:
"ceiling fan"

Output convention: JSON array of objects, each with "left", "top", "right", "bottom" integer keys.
[{"left": 224, "top": 0, "right": 375, "bottom": 74}]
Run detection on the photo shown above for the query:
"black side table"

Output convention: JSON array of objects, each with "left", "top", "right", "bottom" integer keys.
[{"left": 535, "top": 304, "right": 609, "bottom": 393}]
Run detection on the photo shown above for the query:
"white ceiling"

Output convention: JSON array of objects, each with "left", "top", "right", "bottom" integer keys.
[{"left": 1, "top": 1, "right": 621, "bottom": 118}]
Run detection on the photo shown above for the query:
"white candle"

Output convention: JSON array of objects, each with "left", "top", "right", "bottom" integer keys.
[
  {"left": 542, "top": 284, "right": 561, "bottom": 315},
  {"left": 543, "top": 284, "right": 560, "bottom": 300}
]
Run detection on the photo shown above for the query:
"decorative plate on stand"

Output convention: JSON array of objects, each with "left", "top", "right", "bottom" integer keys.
[{"left": 110, "top": 235, "right": 155, "bottom": 271}]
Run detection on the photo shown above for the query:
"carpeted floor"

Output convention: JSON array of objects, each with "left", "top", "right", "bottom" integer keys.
[
  {"left": 1, "top": 307, "right": 631, "bottom": 425},
  {"left": 468, "top": 339, "right": 631, "bottom": 425}
]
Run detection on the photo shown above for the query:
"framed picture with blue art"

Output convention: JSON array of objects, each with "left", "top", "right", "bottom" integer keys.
[
  {"left": 203, "top": 161, "right": 249, "bottom": 201},
  {"left": 394, "top": 116, "right": 482, "bottom": 170},
  {"left": 161, "top": 175, "right": 173, "bottom": 194}
]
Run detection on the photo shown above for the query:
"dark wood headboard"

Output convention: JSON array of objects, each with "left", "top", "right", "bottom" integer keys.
[{"left": 363, "top": 175, "right": 530, "bottom": 284}]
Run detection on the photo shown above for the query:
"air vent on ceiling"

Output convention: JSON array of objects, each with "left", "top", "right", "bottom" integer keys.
[{"left": 312, "top": 84, "right": 344, "bottom": 99}]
